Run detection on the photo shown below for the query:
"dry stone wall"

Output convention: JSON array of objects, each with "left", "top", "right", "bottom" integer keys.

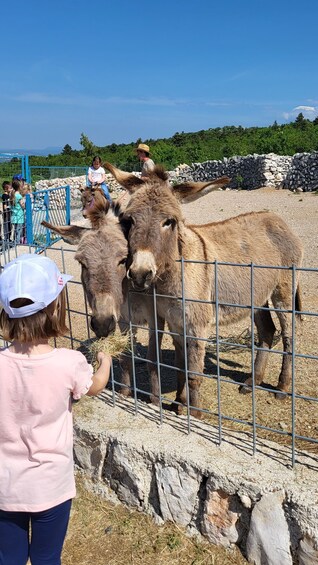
[
  {"left": 171, "top": 152, "right": 318, "bottom": 191},
  {"left": 34, "top": 152, "right": 318, "bottom": 202}
]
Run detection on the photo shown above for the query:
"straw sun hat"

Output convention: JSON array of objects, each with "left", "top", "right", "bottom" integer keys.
[{"left": 136, "top": 143, "right": 150, "bottom": 153}]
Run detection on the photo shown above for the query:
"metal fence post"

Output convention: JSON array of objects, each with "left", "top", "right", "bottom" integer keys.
[
  {"left": 65, "top": 185, "right": 71, "bottom": 224},
  {"left": 24, "top": 155, "right": 30, "bottom": 183},
  {"left": 25, "top": 194, "right": 33, "bottom": 244}
]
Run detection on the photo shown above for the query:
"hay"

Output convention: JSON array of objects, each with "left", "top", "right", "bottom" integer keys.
[{"left": 87, "top": 332, "right": 131, "bottom": 368}]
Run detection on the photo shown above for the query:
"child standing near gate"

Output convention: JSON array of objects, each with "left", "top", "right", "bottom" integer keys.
[
  {"left": 10, "top": 179, "right": 25, "bottom": 244},
  {"left": 0, "top": 253, "right": 111, "bottom": 565},
  {"left": 1, "top": 181, "right": 13, "bottom": 244}
]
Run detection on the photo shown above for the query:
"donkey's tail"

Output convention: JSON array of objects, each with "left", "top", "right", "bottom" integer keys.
[{"left": 295, "top": 283, "right": 303, "bottom": 321}]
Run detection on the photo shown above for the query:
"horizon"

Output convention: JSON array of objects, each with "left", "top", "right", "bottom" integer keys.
[{"left": 1, "top": 0, "right": 318, "bottom": 151}]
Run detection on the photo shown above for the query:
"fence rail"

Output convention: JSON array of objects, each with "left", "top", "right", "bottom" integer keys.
[{"left": 0, "top": 246, "right": 317, "bottom": 468}]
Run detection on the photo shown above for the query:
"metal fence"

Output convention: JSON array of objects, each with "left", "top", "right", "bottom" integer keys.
[
  {"left": 25, "top": 186, "right": 71, "bottom": 249},
  {"left": 0, "top": 153, "right": 29, "bottom": 184},
  {"left": 0, "top": 246, "right": 317, "bottom": 468},
  {"left": 0, "top": 186, "right": 70, "bottom": 252},
  {"left": 29, "top": 166, "right": 87, "bottom": 184}
]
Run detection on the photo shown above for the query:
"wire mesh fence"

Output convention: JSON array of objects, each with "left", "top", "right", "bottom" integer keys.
[
  {"left": 0, "top": 186, "right": 70, "bottom": 251},
  {"left": 25, "top": 186, "right": 71, "bottom": 249},
  {"left": 29, "top": 166, "right": 87, "bottom": 184},
  {"left": 0, "top": 245, "right": 317, "bottom": 468},
  {"left": 0, "top": 153, "right": 28, "bottom": 186}
]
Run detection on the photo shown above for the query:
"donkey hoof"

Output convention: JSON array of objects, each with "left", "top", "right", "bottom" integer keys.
[
  {"left": 275, "top": 390, "right": 288, "bottom": 400},
  {"left": 189, "top": 408, "right": 203, "bottom": 420},
  {"left": 119, "top": 387, "right": 132, "bottom": 398},
  {"left": 149, "top": 394, "right": 160, "bottom": 406},
  {"left": 169, "top": 402, "right": 184, "bottom": 416},
  {"left": 239, "top": 383, "right": 252, "bottom": 395}
]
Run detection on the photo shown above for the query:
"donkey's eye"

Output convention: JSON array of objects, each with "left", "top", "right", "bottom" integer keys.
[
  {"left": 162, "top": 218, "right": 175, "bottom": 228},
  {"left": 118, "top": 257, "right": 127, "bottom": 267},
  {"left": 121, "top": 216, "right": 134, "bottom": 233}
]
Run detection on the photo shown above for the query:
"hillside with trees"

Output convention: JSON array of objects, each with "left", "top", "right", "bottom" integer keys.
[{"left": 21, "top": 113, "right": 318, "bottom": 171}]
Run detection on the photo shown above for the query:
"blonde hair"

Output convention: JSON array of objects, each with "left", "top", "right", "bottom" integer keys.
[{"left": 0, "top": 289, "right": 68, "bottom": 343}]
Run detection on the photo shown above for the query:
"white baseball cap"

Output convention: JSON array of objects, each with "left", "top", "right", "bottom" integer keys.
[{"left": 0, "top": 254, "right": 73, "bottom": 319}]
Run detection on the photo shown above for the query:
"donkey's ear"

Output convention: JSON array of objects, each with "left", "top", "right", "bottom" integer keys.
[
  {"left": 172, "top": 176, "right": 230, "bottom": 203},
  {"left": 103, "top": 162, "right": 144, "bottom": 193},
  {"left": 41, "top": 221, "right": 90, "bottom": 245}
]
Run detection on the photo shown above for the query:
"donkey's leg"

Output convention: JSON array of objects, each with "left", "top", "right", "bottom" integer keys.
[
  {"left": 187, "top": 335, "right": 205, "bottom": 418},
  {"left": 170, "top": 335, "right": 205, "bottom": 419},
  {"left": 271, "top": 284, "right": 296, "bottom": 399},
  {"left": 273, "top": 308, "right": 293, "bottom": 399},
  {"left": 118, "top": 354, "right": 133, "bottom": 397},
  {"left": 239, "top": 305, "right": 276, "bottom": 394},
  {"left": 172, "top": 340, "right": 186, "bottom": 415},
  {"left": 171, "top": 336, "right": 205, "bottom": 418},
  {"left": 147, "top": 315, "right": 165, "bottom": 405},
  {"left": 117, "top": 320, "right": 134, "bottom": 397}
]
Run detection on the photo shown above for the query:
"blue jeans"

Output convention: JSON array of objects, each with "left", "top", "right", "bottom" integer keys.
[
  {"left": 0, "top": 499, "right": 72, "bottom": 565},
  {"left": 87, "top": 181, "right": 112, "bottom": 202},
  {"left": 13, "top": 223, "right": 23, "bottom": 244}
]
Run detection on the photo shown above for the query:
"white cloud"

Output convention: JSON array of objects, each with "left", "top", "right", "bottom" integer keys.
[{"left": 283, "top": 105, "right": 318, "bottom": 120}]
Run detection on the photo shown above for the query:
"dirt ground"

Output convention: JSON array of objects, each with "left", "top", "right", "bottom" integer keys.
[{"left": 42, "top": 187, "right": 318, "bottom": 457}]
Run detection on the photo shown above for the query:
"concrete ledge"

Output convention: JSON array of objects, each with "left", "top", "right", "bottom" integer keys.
[{"left": 73, "top": 391, "right": 318, "bottom": 564}]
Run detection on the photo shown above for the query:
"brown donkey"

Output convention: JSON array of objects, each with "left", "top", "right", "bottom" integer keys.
[
  {"left": 104, "top": 162, "right": 304, "bottom": 418},
  {"left": 42, "top": 192, "right": 164, "bottom": 401}
]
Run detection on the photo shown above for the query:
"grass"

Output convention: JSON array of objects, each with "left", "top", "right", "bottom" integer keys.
[{"left": 62, "top": 476, "right": 247, "bottom": 565}]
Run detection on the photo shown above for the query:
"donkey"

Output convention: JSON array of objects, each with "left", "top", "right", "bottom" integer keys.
[
  {"left": 42, "top": 192, "right": 164, "bottom": 401},
  {"left": 104, "top": 162, "right": 304, "bottom": 418},
  {"left": 80, "top": 185, "right": 106, "bottom": 218}
]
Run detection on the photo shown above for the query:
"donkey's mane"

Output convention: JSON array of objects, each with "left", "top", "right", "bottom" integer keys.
[
  {"left": 149, "top": 165, "right": 169, "bottom": 182},
  {"left": 86, "top": 191, "right": 111, "bottom": 229}
]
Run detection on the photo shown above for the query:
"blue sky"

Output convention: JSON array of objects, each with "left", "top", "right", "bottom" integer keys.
[{"left": 1, "top": 0, "right": 318, "bottom": 151}]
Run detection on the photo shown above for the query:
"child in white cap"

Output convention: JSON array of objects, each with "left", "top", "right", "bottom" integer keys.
[{"left": 0, "top": 253, "right": 111, "bottom": 564}]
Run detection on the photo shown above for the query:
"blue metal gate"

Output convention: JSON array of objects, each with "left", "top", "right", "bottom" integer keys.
[
  {"left": 0, "top": 153, "right": 30, "bottom": 183},
  {"left": 25, "top": 185, "right": 71, "bottom": 249}
]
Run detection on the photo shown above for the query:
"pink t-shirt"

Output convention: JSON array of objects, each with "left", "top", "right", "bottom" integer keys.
[{"left": 0, "top": 347, "right": 93, "bottom": 512}]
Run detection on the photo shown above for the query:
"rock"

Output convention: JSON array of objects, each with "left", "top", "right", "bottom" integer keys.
[
  {"left": 246, "top": 491, "right": 292, "bottom": 565},
  {"left": 201, "top": 487, "right": 249, "bottom": 547},
  {"left": 155, "top": 463, "right": 199, "bottom": 526},
  {"left": 298, "top": 535, "right": 318, "bottom": 565}
]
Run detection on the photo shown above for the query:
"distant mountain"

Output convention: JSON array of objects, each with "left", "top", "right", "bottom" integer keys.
[{"left": 0, "top": 146, "right": 62, "bottom": 156}]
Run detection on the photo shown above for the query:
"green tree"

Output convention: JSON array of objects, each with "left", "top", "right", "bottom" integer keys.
[
  {"left": 62, "top": 144, "right": 73, "bottom": 155},
  {"left": 79, "top": 133, "right": 96, "bottom": 159},
  {"left": 294, "top": 113, "right": 309, "bottom": 130}
]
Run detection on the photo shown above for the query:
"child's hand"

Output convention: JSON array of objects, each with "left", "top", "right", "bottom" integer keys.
[{"left": 97, "top": 351, "right": 111, "bottom": 365}]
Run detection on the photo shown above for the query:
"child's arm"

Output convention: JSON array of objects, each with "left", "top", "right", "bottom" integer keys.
[
  {"left": 86, "top": 352, "right": 112, "bottom": 396},
  {"left": 99, "top": 168, "right": 106, "bottom": 183},
  {"left": 87, "top": 168, "right": 93, "bottom": 184}
]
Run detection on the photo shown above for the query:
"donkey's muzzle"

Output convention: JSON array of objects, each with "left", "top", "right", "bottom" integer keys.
[
  {"left": 90, "top": 315, "right": 116, "bottom": 337},
  {"left": 127, "top": 267, "right": 155, "bottom": 290}
]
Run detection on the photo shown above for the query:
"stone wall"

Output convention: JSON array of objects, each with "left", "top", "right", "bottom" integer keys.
[
  {"left": 171, "top": 152, "right": 318, "bottom": 191},
  {"left": 34, "top": 152, "right": 318, "bottom": 199},
  {"left": 74, "top": 394, "right": 318, "bottom": 565}
]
